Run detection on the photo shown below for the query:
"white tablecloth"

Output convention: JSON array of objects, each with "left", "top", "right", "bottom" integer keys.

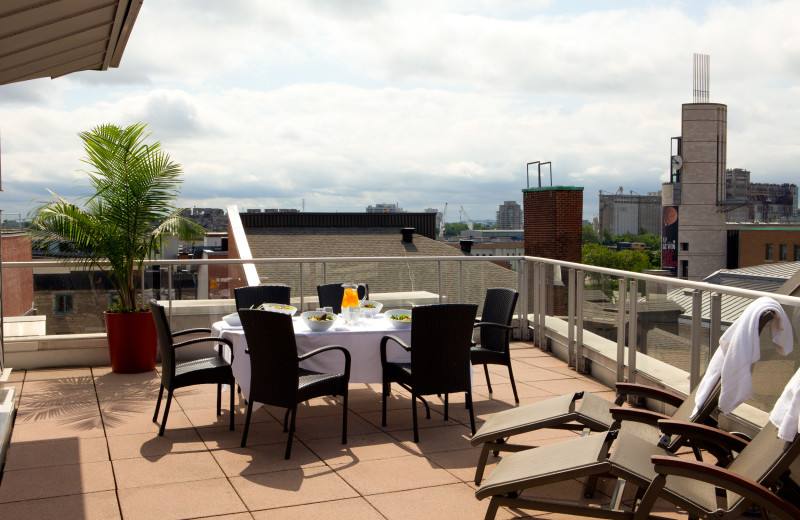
[{"left": 212, "top": 314, "right": 412, "bottom": 402}]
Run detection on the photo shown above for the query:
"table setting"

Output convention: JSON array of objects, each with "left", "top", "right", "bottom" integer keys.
[{"left": 212, "top": 298, "right": 412, "bottom": 402}]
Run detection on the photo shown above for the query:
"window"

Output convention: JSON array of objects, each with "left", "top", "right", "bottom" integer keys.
[
  {"left": 55, "top": 294, "right": 75, "bottom": 315},
  {"left": 766, "top": 244, "right": 774, "bottom": 261},
  {"left": 779, "top": 244, "right": 788, "bottom": 262},
  {"left": 680, "top": 260, "right": 689, "bottom": 279},
  {"left": 795, "top": 245, "right": 800, "bottom": 261},
  {"left": 680, "top": 242, "right": 689, "bottom": 251}
]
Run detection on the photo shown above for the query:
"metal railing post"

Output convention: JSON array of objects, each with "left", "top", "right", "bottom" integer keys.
[
  {"left": 299, "top": 262, "right": 304, "bottom": 311},
  {"left": 690, "top": 289, "right": 703, "bottom": 391},
  {"left": 567, "top": 268, "right": 576, "bottom": 368},
  {"left": 576, "top": 269, "right": 585, "bottom": 373},
  {"left": 438, "top": 261, "right": 443, "bottom": 304},
  {"left": 627, "top": 280, "right": 637, "bottom": 383},
  {"left": 167, "top": 267, "right": 173, "bottom": 326},
  {"left": 518, "top": 259, "right": 527, "bottom": 339},
  {"left": 616, "top": 278, "right": 627, "bottom": 383},
  {"left": 459, "top": 261, "right": 464, "bottom": 304},
  {"left": 710, "top": 292, "right": 722, "bottom": 356}
]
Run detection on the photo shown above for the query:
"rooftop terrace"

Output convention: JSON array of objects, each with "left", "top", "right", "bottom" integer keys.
[{"left": 0, "top": 343, "right": 689, "bottom": 520}]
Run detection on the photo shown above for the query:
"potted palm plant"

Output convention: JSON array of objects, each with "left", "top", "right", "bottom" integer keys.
[{"left": 29, "top": 122, "right": 206, "bottom": 373}]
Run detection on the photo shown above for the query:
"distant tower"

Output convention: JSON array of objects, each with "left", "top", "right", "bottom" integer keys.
[
  {"left": 496, "top": 201, "right": 522, "bottom": 229},
  {"left": 662, "top": 54, "right": 727, "bottom": 280}
]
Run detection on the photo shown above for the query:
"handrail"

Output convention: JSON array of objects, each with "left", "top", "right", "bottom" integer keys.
[{"left": 6, "top": 255, "right": 800, "bottom": 306}]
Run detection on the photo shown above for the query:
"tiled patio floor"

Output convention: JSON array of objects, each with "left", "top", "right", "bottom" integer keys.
[{"left": 0, "top": 344, "right": 686, "bottom": 519}]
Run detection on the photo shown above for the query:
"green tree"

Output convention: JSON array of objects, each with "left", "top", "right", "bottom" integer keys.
[
  {"left": 582, "top": 225, "right": 600, "bottom": 245},
  {"left": 29, "top": 122, "right": 206, "bottom": 312}
]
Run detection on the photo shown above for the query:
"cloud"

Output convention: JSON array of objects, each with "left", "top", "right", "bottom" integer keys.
[{"left": 2, "top": 0, "right": 800, "bottom": 223}]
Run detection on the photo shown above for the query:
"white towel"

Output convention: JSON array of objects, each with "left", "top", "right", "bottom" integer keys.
[
  {"left": 770, "top": 367, "right": 800, "bottom": 441},
  {"left": 692, "top": 296, "right": 794, "bottom": 417}
]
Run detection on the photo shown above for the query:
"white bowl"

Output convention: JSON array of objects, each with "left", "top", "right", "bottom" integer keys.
[
  {"left": 259, "top": 303, "right": 298, "bottom": 316},
  {"left": 301, "top": 311, "right": 337, "bottom": 331},
  {"left": 384, "top": 309, "right": 412, "bottom": 329},
  {"left": 222, "top": 312, "right": 241, "bottom": 327},
  {"left": 360, "top": 300, "right": 383, "bottom": 317}
]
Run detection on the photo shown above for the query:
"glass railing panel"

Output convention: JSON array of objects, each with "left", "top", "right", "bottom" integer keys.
[
  {"left": 579, "top": 271, "right": 625, "bottom": 372},
  {"left": 746, "top": 300, "right": 800, "bottom": 415}
]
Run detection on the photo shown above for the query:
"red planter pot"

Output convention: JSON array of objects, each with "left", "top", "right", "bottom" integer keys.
[{"left": 104, "top": 311, "right": 158, "bottom": 373}]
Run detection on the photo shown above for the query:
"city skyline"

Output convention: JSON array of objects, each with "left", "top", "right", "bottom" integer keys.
[{"left": 2, "top": 1, "right": 800, "bottom": 222}]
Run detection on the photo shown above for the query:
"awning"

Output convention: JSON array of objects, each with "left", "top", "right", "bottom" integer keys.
[{"left": 0, "top": 0, "right": 143, "bottom": 86}]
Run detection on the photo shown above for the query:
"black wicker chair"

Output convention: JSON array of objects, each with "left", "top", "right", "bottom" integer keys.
[
  {"left": 380, "top": 303, "right": 478, "bottom": 442},
  {"left": 150, "top": 300, "right": 235, "bottom": 436},
  {"left": 470, "top": 288, "right": 520, "bottom": 402},
  {"left": 234, "top": 284, "right": 291, "bottom": 308},
  {"left": 316, "top": 283, "right": 369, "bottom": 314},
  {"left": 238, "top": 308, "right": 351, "bottom": 458}
]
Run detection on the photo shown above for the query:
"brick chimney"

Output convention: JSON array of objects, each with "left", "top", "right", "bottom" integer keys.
[{"left": 523, "top": 186, "right": 583, "bottom": 317}]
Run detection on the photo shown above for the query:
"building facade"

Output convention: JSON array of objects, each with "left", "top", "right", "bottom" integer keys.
[
  {"left": 496, "top": 201, "right": 522, "bottom": 230},
  {"left": 598, "top": 191, "right": 662, "bottom": 236}
]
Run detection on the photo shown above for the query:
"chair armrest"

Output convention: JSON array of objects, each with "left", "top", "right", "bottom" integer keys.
[
  {"left": 175, "top": 336, "right": 234, "bottom": 360},
  {"left": 656, "top": 419, "right": 749, "bottom": 453},
  {"left": 299, "top": 345, "right": 351, "bottom": 379},
  {"left": 651, "top": 456, "right": 800, "bottom": 520},
  {"left": 172, "top": 327, "right": 213, "bottom": 337},
  {"left": 380, "top": 335, "right": 410, "bottom": 366},
  {"left": 473, "top": 322, "right": 514, "bottom": 331},
  {"left": 610, "top": 406, "right": 672, "bottom": 426},
  {"left": 614, "top": 382, "right": 685, "bottom": 408}
]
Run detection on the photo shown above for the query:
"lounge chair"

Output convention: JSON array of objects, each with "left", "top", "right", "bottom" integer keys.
[
  {"left": 476, "top": 418, "right": 800, "bottom": 520},
  {"left": 470, "top": 308, "right": 778, "bottom": 484}
]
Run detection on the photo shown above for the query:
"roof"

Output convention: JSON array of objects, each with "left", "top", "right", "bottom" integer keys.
[
  {"left": 240, "top": 226, "right": 519, "bottom": 311},
  {"left": 666, "top": 261, "right": 800, "bottom": 326},
  {"left": 0, "top": 0, "right": 143, "bottom": 86}
]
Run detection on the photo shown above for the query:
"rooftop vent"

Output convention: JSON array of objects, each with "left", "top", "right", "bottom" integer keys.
[
  {"left": 401, "top": 228, "right": 415, "bottom": 243},
  {"left": 460, "top": 239, "right": 473, "bottom": 254}
]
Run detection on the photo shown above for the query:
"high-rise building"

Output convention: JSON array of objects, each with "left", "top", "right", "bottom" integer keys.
[{"left": 496, "top": 201, "right": 522, "bottom": 229}]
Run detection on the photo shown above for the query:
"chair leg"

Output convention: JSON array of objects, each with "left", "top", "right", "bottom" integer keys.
[
  {"left": 241, "top": 400, "right": 253, "bottom": 447},
  {"left": 285, "top": 406, "right": 297, "bottom": 459},
  {"left": 507, "top": 363, "right": 519, "bottom": 404},
  {"left": 283, "top": 408, "right": 291, "bottom": 432},
  {"left": 158, "top": 389, "right": 173, "bottom": 436},
  {"left": 466, "top": 391, "right": 476, "bottom": 435},
  {"left": 216, "top": 383, "right": 222, "bottom": 415},
  {"left": 229, "top": 382, "right": 235, "bottom": 431},
  {"left": 484, "top": 364, "right": 493, "bottom": 394},
  {"left": 411, "top": 394, "right": 419, "bottom": 443},
  {"left": 153, "top": 384, "right": 164, "bottom": 423},
  {"left": 444, "top": 393, "right": 449, "bottom": 421},
  {"left": 341, "top": 388, "right": 348, "bottom": 445},
  {"left": 381, "top": 380, "right": 390, "bottom": 427}
]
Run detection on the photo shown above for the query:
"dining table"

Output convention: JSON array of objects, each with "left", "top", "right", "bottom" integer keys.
[{"left": 212, "top": 313, "right": 412, "bottom": 403}]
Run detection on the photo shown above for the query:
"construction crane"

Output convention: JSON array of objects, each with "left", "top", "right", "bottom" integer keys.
[
  {"left": 439, "top": 203, "right": 448, "bottom": 237},
  {"left": 460, "top": 205, "right": 474, "bottom": 231}
]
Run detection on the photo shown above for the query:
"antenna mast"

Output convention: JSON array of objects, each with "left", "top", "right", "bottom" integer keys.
[{"left": 693, "top": 53, "right": 710, "bottom": 103}]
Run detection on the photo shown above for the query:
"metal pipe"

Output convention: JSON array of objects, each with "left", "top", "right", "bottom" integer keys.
[
  {"left": 690, "top": 290, "right": 703, "bottom": 391},
  {"left": 710, "top": 292, "right": 722, "bottom": 356},
  {"left": 567, "top": 268, "right": 575, "bottom": 368},
  {"left": 627, "top": 280, "right": 637, "bottom": 383},
  {"left": 167, "top": 267, "right": 173, "bottom": 327},
  {"left": 438, "top": 261, "right": 443, "bottom": 304},
  {"left": 576, "top": 269, "right": 585, "bottom": 373},
  {"left": 616, "top": 278, "right": 627, "bottom": 383}
]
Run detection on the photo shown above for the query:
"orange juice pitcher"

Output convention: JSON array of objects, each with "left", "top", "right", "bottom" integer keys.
[{"left": 341, "top": 283, "right": 360, "bottom": 324}]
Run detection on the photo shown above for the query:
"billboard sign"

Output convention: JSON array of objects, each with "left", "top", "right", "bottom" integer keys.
[{"left": 661, "top": 206, "right": 678, "bottom": 276}]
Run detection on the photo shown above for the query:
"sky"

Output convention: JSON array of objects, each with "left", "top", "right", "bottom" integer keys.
[{"left": 2, "top": 0, "right": 800, "bottom": 224}]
